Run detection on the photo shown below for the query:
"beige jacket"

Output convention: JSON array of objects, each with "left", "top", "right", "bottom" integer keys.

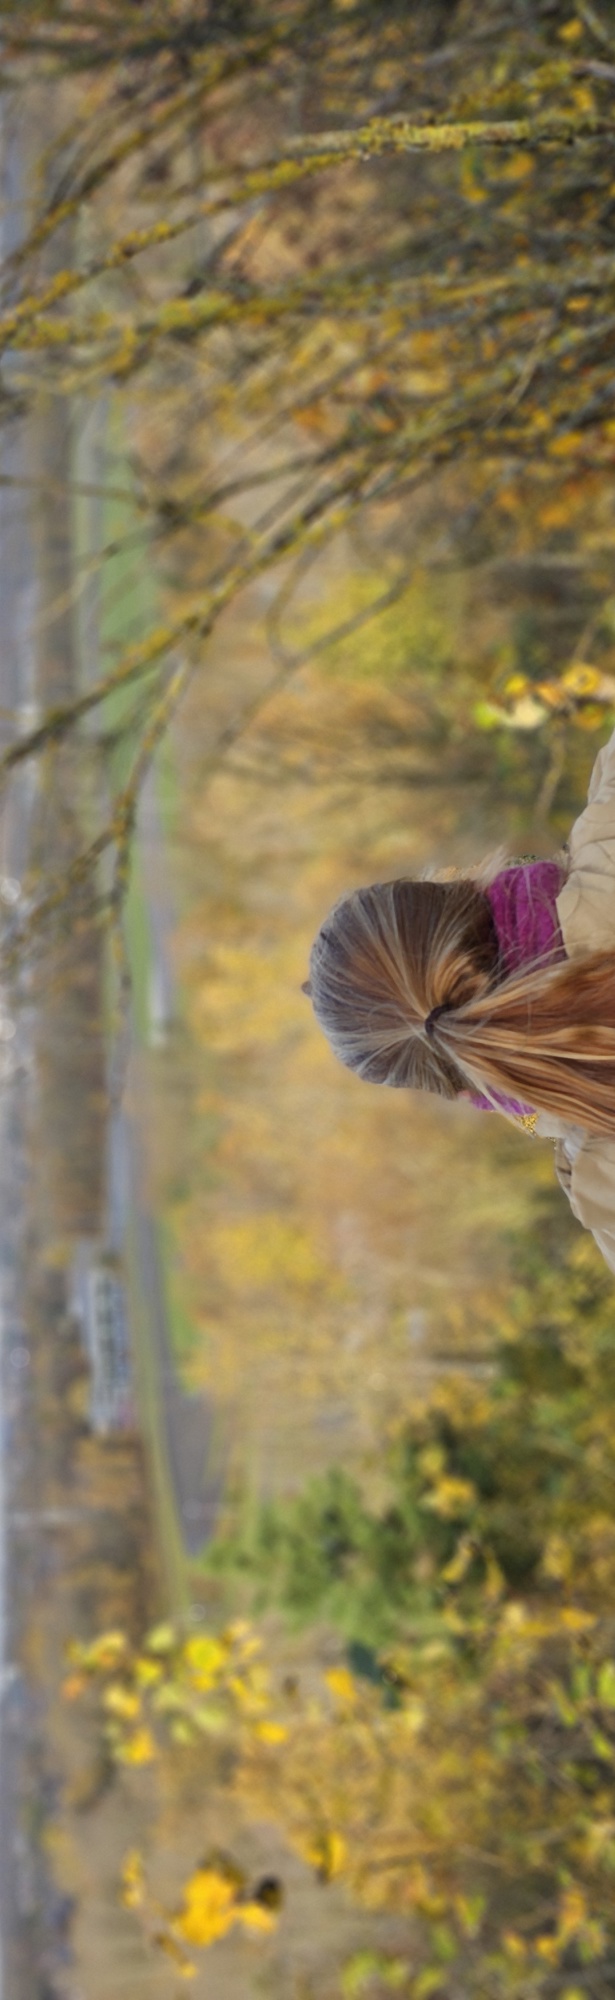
[{"left": 539, "top": 727, "right": 615, "bottom": 1272}]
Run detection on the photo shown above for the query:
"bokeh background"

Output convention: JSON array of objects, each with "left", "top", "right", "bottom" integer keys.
[{"left": 2, "top": 4, "right": 615, "bottom": 1996}]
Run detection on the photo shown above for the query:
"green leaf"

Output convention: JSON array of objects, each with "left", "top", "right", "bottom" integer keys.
[
  {"left": 590, "top": 1728, "right": 614, "bottom": 1764},
  {"left": 341, "top": 1959, "right": 375, "bottom": 1999},
  {"left": 170, "top": 1718, "right": 196, "bottom": 1745},
  {"left": 145, "top": 1622, "right": 176, "bottom": 1655},
  {"left": 455, "top": 1893, "right": 485, "bottom": 1938},
  {"left": 598, "top": 1660, "right": 615, "bottom": 1708},
  {"left": 191, "top": 1702, "right": 228, "bottom": 1734},
  {"left": 431, "top": 1924, "right": 457, "bottom": 1963},
  {"left": 473, "top": 700, "right": 507, "bottom": 732},
  {"left": 413, "top": 1971, "right": 445, "bottom": 2000},
  {"left": 342, "top": 1953, "right": 407, "bottom": 1997},
  {"left": 550, "top": 1679, "right": 577, "bottom": 1728}
]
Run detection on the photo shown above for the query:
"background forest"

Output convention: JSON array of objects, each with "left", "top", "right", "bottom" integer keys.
[{"left": 4, "top": 2, "right": 615, "bottom": 1997}]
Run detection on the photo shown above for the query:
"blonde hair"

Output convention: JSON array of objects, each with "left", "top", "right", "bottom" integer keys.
[{"left": 307, "top": 876, "right": 615, "bottom": 1135}]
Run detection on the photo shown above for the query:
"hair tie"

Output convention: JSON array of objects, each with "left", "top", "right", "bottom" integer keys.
[{"left": 424, "top": 1002, "right": 450, "bottom": 1039}]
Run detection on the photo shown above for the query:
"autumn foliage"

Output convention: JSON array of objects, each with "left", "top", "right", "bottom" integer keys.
[
  {"left": 5, "top": 0, "right": 615, "bottom": 950},
  {"left": 66, "top": 1217, "right": 615, "bottom": 1994},
  {"left": 11, "top": 4, "right": 615, "bottom": 1996}
]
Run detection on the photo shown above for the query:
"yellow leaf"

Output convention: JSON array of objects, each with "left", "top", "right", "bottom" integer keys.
[
  {"left": 418, "top": 1445, "right": 445, "bottom": 1480},
  {"left": 325, "top": 1667, "right": 357, "bottom": 1706},
  {"left": 134, "top": 1656, "right": 163, "bottom": 1687},
  {"left": 175, "top": 1867, "right": 237, "bottom": 1947},
  {"left": 421, "top": 1476, "right": 476, "bottom": 1520},
  {"left": 146, "top": 1622, "right": 176, "bottom": 1655},
  {"left": 558, "top": 16, "right": 583, "bottom": 39},
  {"left": 400, "top": 1698, "right": 426, "bottom": 1735},
  {"left": 117, "top": 1727, "right": 158, "bottom": 1765},
  {"left": 535, "top": 1934, "right": 560, "bottom": 1964},
  {"left": 549, "top": 431, "right": 586, "bottom": 457},
  {"left": 254, "top": 1720, "right": 288, "bottom": 1744},
  {"left": 103, "top": 1682, "right": 141, "bottom": 1721},
  {"left": 538, "top": 498, "right": 575, "bottom": 529},
  {"left": 484, "top": 1556, "right": 505, "bottom": 1603},
  {"left": 305, "top": 1831, "right": 347, "bottom": 1881},
  {"left": 229, "top": 1673, "right": 267, "bottom": 1713},
  {"left": 574, "top": 704, "right": 606, "bottom": 730},
  {"left": 543, "top": 1536, "right": 571, "bottom": 1584},
  {"left": 560, "top": 1607, "right": 596, "bottom": 1632},
  {"left": 502, "top": 1931, "right": 527, "bottom": 1960},
  {"left": 561, "top": 662, "right": 602, "bottom": 697},
  {"left": 121, "top": 1849, "right": 145, "bottom": 1911},
  {"left": 557, "top": 1885, "right": 587, "bottom": 1944},
  {"left": 85, "top": 1630, "right": 128, "bottom": 1671},
  {"left": 503, "top": 674, "right": 529, "bottom": 698},
  {"left": 573, "top": 82, "right": 595, "bottom": 112},
  {"left": 534, "top": 679, "right": 567, "bottom": 710},
  {"left": 502, "top": 151, "right": 534, "bottom": 181},
  {"left": 236, "top": 1901, "right": 277, "bottom": 1933},
  {"left": 184, "top": 1634, "right": 227, "bottom": 1685}
]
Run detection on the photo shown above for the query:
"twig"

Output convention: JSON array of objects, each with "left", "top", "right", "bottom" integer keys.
[
  {"left": 536, "top": 728, "right": 566, "bottom": 827},
  {"left": 577, "top": 0, "right": 615, "bottom": 53}
]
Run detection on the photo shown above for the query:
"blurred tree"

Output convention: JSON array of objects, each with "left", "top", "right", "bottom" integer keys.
[{"left": 3, "top": 0, "right": 615, "bottom": 959}]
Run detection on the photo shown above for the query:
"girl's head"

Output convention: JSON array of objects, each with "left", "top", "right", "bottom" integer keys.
[
  {"left": 306, "top": 874, "right": 615, "bottom": 1134},
  {"left": 306, "top": 876, "right": 499, "bottom": 1099}
]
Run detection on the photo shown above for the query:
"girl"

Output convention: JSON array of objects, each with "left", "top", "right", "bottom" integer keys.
[{"left": 305, "top": 727, "right": 615, "bottom": 1275}]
